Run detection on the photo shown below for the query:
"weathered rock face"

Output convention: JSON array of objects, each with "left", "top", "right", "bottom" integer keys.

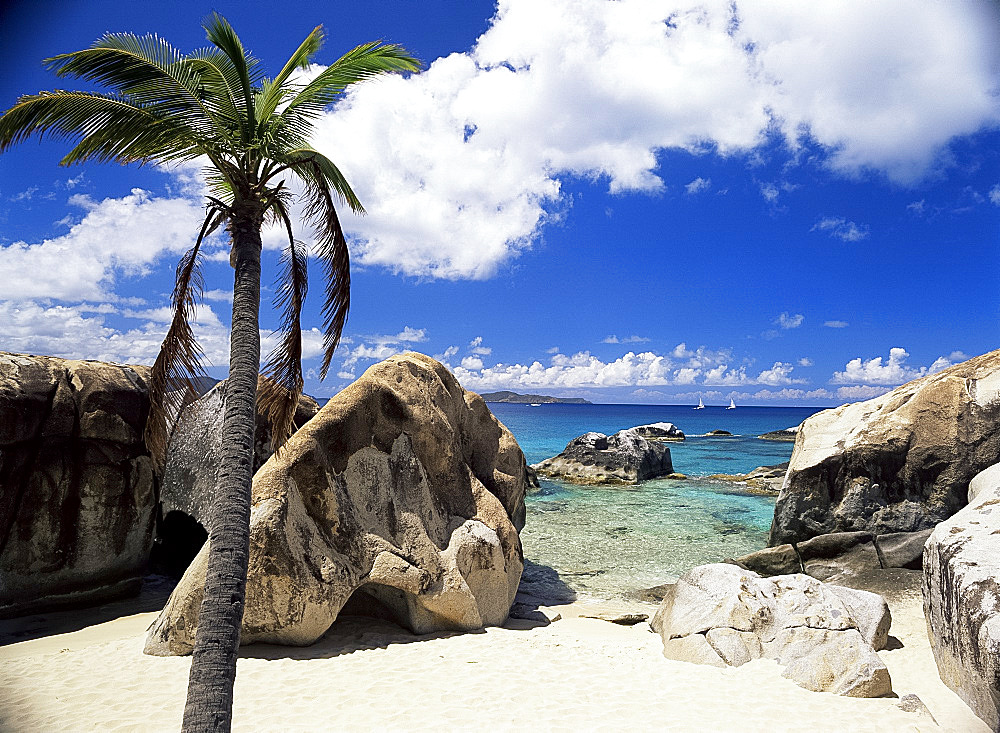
[
  {"left": 758, "top": 427, "right": 798, "bottom": 442},
  {"left": 651, "top": 563, "right": 892, "bottom": 697},
  {"left": 0, "top": 353, "right": 156, "bottom": 617},
  {"left": 923, "top": 462, "right": 1000, "bottom": 731},
  {"left": 159, "top": 378, "right": 320, "bottom": 532},
  {"left": 531, "top": 429, "right": 673, "bottom": 484},
  {"left": 145, "top": 353, "right": 528, "bottom": 655},
  {"left": 631, "top": 422, "right": 685, "bottom": 441},
  {"left": 770, "top": 350, "right": 1000, "bottom": 545}
]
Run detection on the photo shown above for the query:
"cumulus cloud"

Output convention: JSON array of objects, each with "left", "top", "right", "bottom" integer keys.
[
  {"left": 0, "top": 189, "right": 207, "bottom": 302},
  {"left": 824, "top": 320, "right": 849, "bottom": 328},
  {"left": 811, "top": 217, "right": 869, "bottom": 242},
  {"left": 776, "top": 312, "right": 804, "bottom": 329},
  {"left": 468, "top": 336, "right": 492, "bottom": 355},
  {"left": 831, "top": 347, "right": 959, "bottom": 385},
  {"left": 306, "top": 0, "right": 1000, "bottom": 279},
  {"left": 798, "top": 357, "right": 813, "bottom": 367},
  {"left": 834, "top": 384, "right": 893, "bottom": 400},
  {"left": 340, "top": 326, "right": 429, "bottom": 368}
]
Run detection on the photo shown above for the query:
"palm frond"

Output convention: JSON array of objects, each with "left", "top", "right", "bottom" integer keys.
[
  {"left": 258, "top": 198, "right": 308, "bottom": 452},
  {"left": 202, "top": 12, "right": 262, "bottom": 142},
  {"left": 144, "top": 208, "right": 223, "bottom": 466},
  {"left": 0, "top": 90, "right": 197, "bottom": 164},
  {"left": 45, "top": 34, "right": 220, "bottom": 139},
  {"left": 254, "top": 25, "right": 325, "bottom": 125},
  {"left": 281, "top": 41, "right": 420, "bottom": 123}
]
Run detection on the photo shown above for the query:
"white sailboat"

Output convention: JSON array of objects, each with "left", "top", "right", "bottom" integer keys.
[
  {"left": 694, "top": 396, "right": 705, "bottom": 410},
  {"left": 727, "top": 398, "right": 736, "bottom": 410}
]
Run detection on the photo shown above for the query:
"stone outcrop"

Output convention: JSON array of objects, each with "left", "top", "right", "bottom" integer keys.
[
  {"left": 630, "top": 422, "right": 685, "bottom": 441},
  {"left": 651, "top": 563, "right": 892, "bottom": 697},
  {"left": 0, "top": 353, "right": 156, "bottom": 617},
  {"left": 924, "top": 462, "right": 1000, "bottom": 730},
  {"left": 770, "top": 350, "right": 1000, "bottom": 545},
  {"left": 145, "top": 353, "right": 529, "bottom": 655},
  {"left": 734, "top": 528, "right": 933, "bottom": 580},
  {"left": 532, "top": 429, "right": 673, "bottom": 485},
  {"left": 758, "top": 427, "right": 798, "bottom": 442},
  {"left": 707, "top": 462, "right": 788, "bottom": 495},
  {"left": 159, "top": 378, "right": 319, "bottom": 532}
]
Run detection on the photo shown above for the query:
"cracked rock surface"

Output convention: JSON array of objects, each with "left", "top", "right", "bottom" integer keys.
[
  {"left": 532, "top": 428, "right": 673, "bottom": 485},
  {"left": 145, "top": 353, "right": 529, "bottom": 655},
  {"left": 0, "top": 352, "right": 155, "bottom": 617},
  {"left": 651, "top": 563, "right": 892, "bottom": 697}
]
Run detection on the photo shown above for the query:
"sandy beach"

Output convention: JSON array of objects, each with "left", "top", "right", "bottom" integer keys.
[{"left": 0, "top": 571, "right": 987, "bottom": 733}]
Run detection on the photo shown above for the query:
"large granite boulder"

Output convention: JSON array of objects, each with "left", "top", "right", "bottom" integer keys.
[
  {"left": 0, "top": 353, "right": 156, "bottom": 617},
  {"left": 159, "top": 378, "right": 319, "bottom": 531},
  {"left": 651, "top": 563, "right": 892, "bottom": 697},
  {"left": 924, "top": 461, "right": 1000, "bottom": 730},
  {"left": 770, "top": 349, "right": 1000, "bottom": 545},
  {"left": 145, "top": 353, "right": 528, "bottom": 655},
  {"left": 531, "top": 429, "right": 673, "bottom": 484}
]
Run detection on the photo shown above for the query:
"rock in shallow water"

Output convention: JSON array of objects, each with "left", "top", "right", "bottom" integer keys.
[
  {"left": 650, "top": 563, "right": 892, "bottom": 697},
  {"left": 144, "top": 353, "right": 529, "bottom": 655},
  {"left": 531, "top": 428, "right": 673, "bottom": 485}
]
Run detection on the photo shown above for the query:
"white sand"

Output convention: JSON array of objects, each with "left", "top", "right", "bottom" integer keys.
[{"left": 0, "top": 587, "right": 988, "bottom": 732}]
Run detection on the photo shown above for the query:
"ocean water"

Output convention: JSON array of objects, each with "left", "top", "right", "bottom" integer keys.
[{"left": 488, "top": 403, "right": 823, "bottom": 600}]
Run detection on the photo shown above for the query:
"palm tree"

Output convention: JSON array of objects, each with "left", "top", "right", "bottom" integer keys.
[{"left": 0, "top": 15, "right": 419, "bottom": 731}]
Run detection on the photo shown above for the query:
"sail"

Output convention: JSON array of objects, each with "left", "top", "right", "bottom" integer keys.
[{"left": 728, "top": 398, "right": 736, "bottom": 409}]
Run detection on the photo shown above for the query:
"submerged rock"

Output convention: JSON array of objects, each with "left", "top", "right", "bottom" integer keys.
[
  {"left": 707, "top": 462, "right": 788, "bottom": 495},
  {"left": 0, "top": 352, "right": 155, "bottom": 617},
  {"left": 770, "top": 349, "right": 1000, "bottom": 545},
  {"left": 651, "top": 563, "right": 891, "bottom": 697},
  {"left": 144, "top": 353, "right": 529, "bottom": 655},
  {"left": 532, "top": 428, "right": 673, "bottom": 485},
  {"left": 924, "top": 461, "right": 1000, "bottom": 731}
]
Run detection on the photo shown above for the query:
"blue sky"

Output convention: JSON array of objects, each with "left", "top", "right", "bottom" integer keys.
[{"left": 1, "top": 0, "right": 998, "bottom": 405}]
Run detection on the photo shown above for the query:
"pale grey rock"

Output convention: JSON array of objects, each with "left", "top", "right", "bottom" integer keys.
[
  {"left": 0, "top": 353, "right": 156, "bottom": 617},
  {"left": 796, "top": 531, "right": 881, "bottom": 582},
  {"left": 923, "top": 461, "right": 1000, "bottom": 731},
  {"left": 630, "top": 422, "right": 685, "bottom": 441},
  {"left": 145, "top": 353, "right": 529, "bottom": 655},
  {"left": 532, "top": 429, "right": 673, "bottom": 485},
  {"left": 732, "top": 544, "right": 801, "bottom": 576},
  {"left": 771, "top": 349, "right": 1000, "bottom": 545},
  {"left": 159, "top": 378, "right": 319, "bottom": 532},
  {"left": 875, "top": 529, "right": 933, "bottom": 570},
  {"left": 651, "top": 563, "right": 892, "bottom": 697},
  {"left": 968, "top": 462, "right": 1000, "bottom": 503}
]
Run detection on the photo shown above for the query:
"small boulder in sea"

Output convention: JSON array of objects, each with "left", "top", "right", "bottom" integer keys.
[
  {"left": 770, "top": 349, "right": 1000, "bottom": 545},
  {"left": 144, "top": 353, "right": 529, "bottom": 655},
  {"left": 706, "top": 462, "right": 788, "bottom": 495},
  {"left": 651, "top": 563, "right": 892, "bottom": 697},
  {"left": 531, "top": 428, "right": 673, "bottom": 485},
  {"left": 630, "top": 422, "right": 685, "bottom": 441},
  {"left": 758, "top": 427, "right": 798, "bottom": 442},
  {"left": 705, "top": 429, "right": 733, "bottom": 436}
]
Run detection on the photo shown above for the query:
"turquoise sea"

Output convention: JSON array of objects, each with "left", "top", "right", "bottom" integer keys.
[{"left": 488, "top": 403, "right": 823, "bottom": 600}]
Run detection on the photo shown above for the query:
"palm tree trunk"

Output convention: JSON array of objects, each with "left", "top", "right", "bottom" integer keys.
[{"left": 181, "top": 208, "right": 262, "bottom": 733}]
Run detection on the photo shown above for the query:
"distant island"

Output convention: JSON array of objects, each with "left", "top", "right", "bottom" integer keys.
[{"left": 479, "top": 390, "right": 592, "bottom": 404}]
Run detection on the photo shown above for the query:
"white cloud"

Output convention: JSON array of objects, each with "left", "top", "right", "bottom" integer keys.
[
  {"left": 824, "top": 320, "right": 849, "bottom": 328},
  {"left": 811, "top": 217, "right": 869, "bottom": 242},
  {"left": 907, "top": 199, "right": 926, "bottom": 215},
  {"left": 830, "top": 347, "right": 958, "bottom": 385},
  {"left": 460, "top": 355, "right": 485, "bottom": 371},
  {"left": 685, "top": 177, "right": 711, "bottom": 194},
  {"left": 468, "top": 335, "right": 492, "bottom": 355},
  {"left": 990, "top": 184, "right": 1000, "bottom": 206},
  {"left": 545, "top": 346, "right": 560, "bottom": 354},
  {"left": 798, "top": 357, "right": 813, "bottom": 367},
  {"left": 0, "top": 189, "right": 206, "bottom": 302},
  {"left": 756, "top": 361, "right": 804, "bottom": 386},
  {"left": 306, "top": 0, "right": 999, "bottom": 279},
  {"left": 776, "top": 312, "right": 804, "bottom": 329},
  {"left": 758, "top": 181, "right": 779, "bottom": 203},
  {"left": 603, "top": 334, "right": 651, "bottom": 344}
]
